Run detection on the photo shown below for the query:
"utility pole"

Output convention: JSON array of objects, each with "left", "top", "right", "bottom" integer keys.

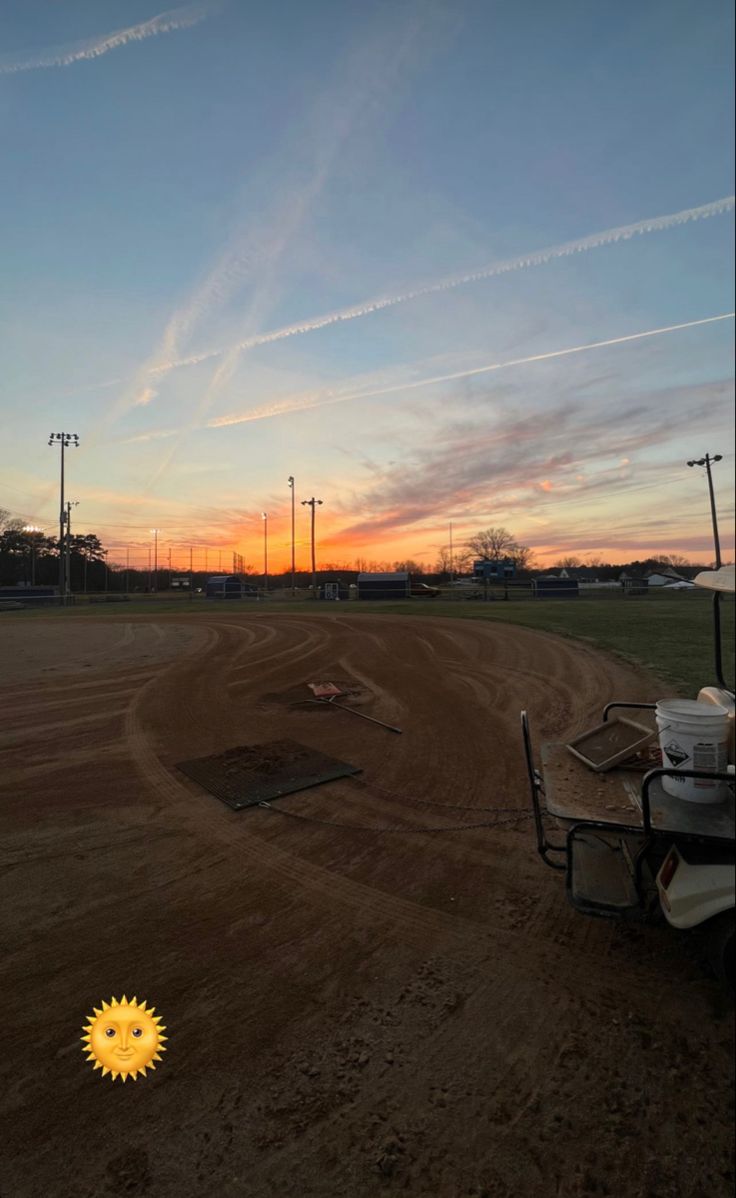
[
  {"left": 686, "top": 454, "right": 727, "bottom": 686},
  {"left": 449, "top": 521, "right": 454, "bottom": 583},
  {"left": 261, "top": 512, "right": 268, "bottom": 592},
  {"left": 687, "top": 454, "right": 723, "bottom": 568},
  {"left": 125, "top": 547, "right": 130, "bottom": 595},
  {"left": 288, "top": 476, "right": 296, "bottom": 595},
  {"left": 150, "top": 529, "right": 160, "bottom": 592},
  {"left": 65, "top": 500, "right": 78, "bottom": 597},
  {"left": 301, "top": 497, "right": 323, "bottom": 598},
  {"left": 48, "top": 432, "right": 79, "bottom": 603}
]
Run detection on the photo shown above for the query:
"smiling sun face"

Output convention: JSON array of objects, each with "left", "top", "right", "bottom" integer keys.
[{"left": 82, "top": 996, "right": 167, "bottom": 1082}]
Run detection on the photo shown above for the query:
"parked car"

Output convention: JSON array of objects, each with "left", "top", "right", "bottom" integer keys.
[{"left": 410, "top": 582, "right": 441, "bottom": 597}]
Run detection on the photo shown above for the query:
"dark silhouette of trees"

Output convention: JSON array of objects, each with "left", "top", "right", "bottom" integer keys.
[{"left": 466, "top": 527, "right": 535, "bottom": 571}]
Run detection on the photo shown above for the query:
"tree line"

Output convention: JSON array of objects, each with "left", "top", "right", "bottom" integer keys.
[
  {"left": 0, "top": 512, "right": 716, "bottom": 590},
  {"left": 0, "top": 510, "right": 107, "bottom": 589}
]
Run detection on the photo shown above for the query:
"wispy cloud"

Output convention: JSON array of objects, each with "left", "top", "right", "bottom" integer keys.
[
  {"left": 110, "top": 311, "right": 734, "bottom": 446},
  {"left": 208, "top": 313, "right": 735, "bottom": 427},
  {"left": 111, "top": 1, "right": 453, "bottom": 474},
  {"left": 0, "top": 3, "right": 216, "bottom": 75},
  {"left": 147, "top": 195, "right": 735, "bottom": 377},
  {"left": 331, "top": 378, "right": 735, "bottom": 542}
]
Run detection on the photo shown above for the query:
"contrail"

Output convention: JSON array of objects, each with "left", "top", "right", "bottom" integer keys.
[
  {"left": 152, "top": 195, "right": 735, "bottom": 376},
  {"left": 0, "top": 2, "right": 216, "bottom": 74},
  {"left": 208, "top": 313, "right": 735, "bottom": 426}
]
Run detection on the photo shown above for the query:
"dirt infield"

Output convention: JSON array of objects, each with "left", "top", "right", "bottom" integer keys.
[{"left": 1, "top": 613, "right": 733, "bottom": 1198}]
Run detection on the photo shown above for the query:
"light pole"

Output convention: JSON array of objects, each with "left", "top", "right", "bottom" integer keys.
[
  {"left": 261, "top": 512, "right": 268, "bottom": 592},
  {"left": 150, "top": 529, "right": 160, "bottom": 592},
  {"left": 687, "top": 454, "right": 723, "bottom": 568},
  {"left": 288, "top": 476, "right": 296, "bottom": 595},
  {"left": 23, "top": 526, "right": 43, "bottom": 586},
  {"left": 48, "top": 432, "right": 79, "bottom": 603},
  {"left": 301, "top": 497, "right": 323, "bottom": 598}
]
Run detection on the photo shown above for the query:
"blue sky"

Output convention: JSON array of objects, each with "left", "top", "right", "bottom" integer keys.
[{"left": 1, "top": 0, "right": 733, "bottom": 570}]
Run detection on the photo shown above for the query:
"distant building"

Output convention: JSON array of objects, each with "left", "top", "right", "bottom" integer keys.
[
  {"left": 564, "top": 567, "right": 602, "bottom": 582},
  {"left": 532, "top": 575, "right": 579, "bottom": 598},
  {"left": 0, "top": 585, "right": 60, "bottom": 607},
  {"left": 205, "top": 575, "right": 257, "bottom": 599},
  {"left": 357, "top": 571, "right": 410, "bottom": 600},
  {"left": 645, "top": 569, "right": 687, "bottom": 587},
  {"left": 322, "top": 580, "right": 351, "bottom": 600},
  {"left": 619, "top": 572, "right": 649, "bottom": 595}
]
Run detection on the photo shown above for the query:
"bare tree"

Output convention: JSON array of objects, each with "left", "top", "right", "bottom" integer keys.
[
  {"left": 511, "top": 544, "right": 535, "bottom": 571},
  {"left": 657, "top": 553, "right": 690, "bottom": 568},
  {"left": 467, "top": 526, "right": 517, "bottom": 559},
  {"left": 393, "top": 559, "right": 425, "bottom": 575},
  {"left": 435, "top": 545, "right": 452, "bottom": 575},
  {"left": 467, "top": 526, "right": 534, "bottom": 571},
  {"left": 0, "top": 508, "right": 25, "bottom": 534}
]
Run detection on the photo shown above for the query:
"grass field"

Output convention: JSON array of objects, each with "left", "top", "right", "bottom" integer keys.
[{"left": 9, "top": 588, "right": 733, "bottom": 697}]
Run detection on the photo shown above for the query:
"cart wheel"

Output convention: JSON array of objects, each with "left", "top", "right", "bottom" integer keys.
[{"left": 706, "top": 910, "right": 735, "bottom": 992}]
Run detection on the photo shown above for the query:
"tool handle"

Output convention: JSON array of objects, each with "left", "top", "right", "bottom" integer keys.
[{"left": 327, "top": 699, "right": 402, "bottom": 734}]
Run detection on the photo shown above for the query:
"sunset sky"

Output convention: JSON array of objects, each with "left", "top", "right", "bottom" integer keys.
[{"left": 2, "top": 0, "right": 734, "bottom": 573}]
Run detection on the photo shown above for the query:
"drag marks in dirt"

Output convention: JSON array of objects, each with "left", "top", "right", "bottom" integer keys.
[
  {"left": 114, "top": 614, "right": 673, "bottom": 998},
  {"left": 226, "top": 619, "right": 332, "bottom": 684},
  {"left": 3, "top": 612, "right": 730, "bottom": 1198}
]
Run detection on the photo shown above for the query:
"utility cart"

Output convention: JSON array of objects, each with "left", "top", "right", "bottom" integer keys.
[{"left": 521, "top": 565, "right": 735, "bottom": 989}]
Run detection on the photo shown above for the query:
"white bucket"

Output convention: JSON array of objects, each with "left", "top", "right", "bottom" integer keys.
[{"left": 655, "top": 699, "right": 730, "bottom": 803}]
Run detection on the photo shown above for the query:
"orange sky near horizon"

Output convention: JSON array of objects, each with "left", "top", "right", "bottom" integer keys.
[{"left": 2, "top": 4, "right": 734, "bottom": 584}]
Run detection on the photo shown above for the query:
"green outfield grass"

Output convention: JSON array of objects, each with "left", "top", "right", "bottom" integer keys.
[{"left": 5, "top": 590, "right": 733, "bottom": 697}]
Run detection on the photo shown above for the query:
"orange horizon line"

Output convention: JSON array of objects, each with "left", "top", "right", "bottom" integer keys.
[{"left": 104, "top": 555, "right": 727, "bottom": 571}]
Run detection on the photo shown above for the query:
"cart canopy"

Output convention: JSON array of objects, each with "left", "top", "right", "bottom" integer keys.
[{"left": 694, "top": 566, "right": 735, "bottom": 593}]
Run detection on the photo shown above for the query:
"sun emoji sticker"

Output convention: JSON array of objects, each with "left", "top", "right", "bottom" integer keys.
[{"left": 82, "top": 996, "right": 167, "bottom": 1082}]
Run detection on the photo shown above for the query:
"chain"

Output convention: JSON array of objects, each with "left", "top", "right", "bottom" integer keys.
[
  {"left": 257, "top": 802, "right": 531, "bottom": 834},
  {"left": 346, "top": 775, "right": 528, "bottom": 816}
]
